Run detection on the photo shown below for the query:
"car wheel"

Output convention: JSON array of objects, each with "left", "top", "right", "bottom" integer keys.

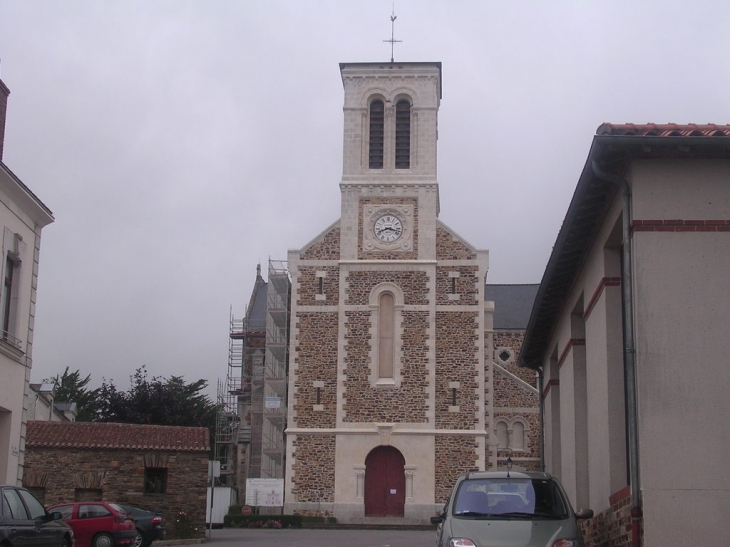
[
  {"left": 93, "top": 532, "right": 114, "bottom": 547},
  {"left": 61, "top": 537, "right": 72, "bottom": 547},
  {"left": 132, "top": 530, "right": 145, "bottom": 547}
]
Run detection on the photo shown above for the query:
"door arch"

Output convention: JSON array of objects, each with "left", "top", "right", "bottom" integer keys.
[{"left": 364, "top": 445, "right": 405, "bottom": 517}]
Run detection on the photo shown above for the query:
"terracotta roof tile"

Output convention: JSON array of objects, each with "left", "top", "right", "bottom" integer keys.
[
  {"left": 596, "top": 123, "right": 730, "bottom": 137},
  {"left": 26, "top": 421, "right": 209, "bottom": 452}
]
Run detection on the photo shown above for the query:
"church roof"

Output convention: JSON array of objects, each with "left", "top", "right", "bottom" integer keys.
[
  {"left": 519, "top": 123, "right": 730, "bottom": 369},
  {"left": 485, "top": 284, "right": 539, "bottom": 330},
  {"left": 245, "top": 267, "right": 268, "bottom": 331}
]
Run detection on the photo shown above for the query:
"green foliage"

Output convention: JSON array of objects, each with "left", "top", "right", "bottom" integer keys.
[
  {"left": 223, "top": 514, "right": 306, "bottom": 528},
  {"left": 169, "top": 510, "right": 198, "bottom": 539},
  {"left": 96, "top": 366, "right": 217, "bottom": 429},
  {"left": 44, "top": 367, "right": 101, "bottom": 422},
  {"left": 223, "top": 506, "right": 335, "bottom": 528}
]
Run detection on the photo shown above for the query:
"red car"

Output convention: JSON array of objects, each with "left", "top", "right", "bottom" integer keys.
[{"left": 48, "top": 502, "right": 136, "bottom": 547}]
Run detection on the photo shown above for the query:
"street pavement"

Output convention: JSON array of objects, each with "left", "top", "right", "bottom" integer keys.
[{"left": 197, "top": 527, "right": 436, "bottom": 547}]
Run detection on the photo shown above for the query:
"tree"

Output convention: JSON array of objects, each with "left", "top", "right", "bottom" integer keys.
[
  {"left": 96, "top": 366, "right": 216, "bottom": 429},
  {"left": 44, "top": 367, "right": 101, "bottom": 422}
]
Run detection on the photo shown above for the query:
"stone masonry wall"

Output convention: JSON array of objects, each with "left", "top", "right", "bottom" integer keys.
[
  {"left": 343, "top": 310, "right": 429, "bottom": 423},
  {"left": 296, "top": 266, "right": 340, "bottom": 306},
  {"left": 435, "top": 311, "right": 479, "bottom": 429},
  {"left": 493, "top": 331, "right": 537, "bottom": 388},
  {"left": 435, "top": 225, "right": 477, "bottom": 260},
  {"left": 293, "top": 312, "right": 338, "bottom": 428},
  {"left": 434, "top": 436, "right": 479, "bottom": 504},
  {"left": 291, "top": 435, "right": 336, "bottom": 503},
  {"left": 346, "top": 270, "right": 428, "bottom": 306},
  {"left": 23, "top": 447, "right": 208, "bottom": 538},
  {"left": 435, "top": 266, "right": 479, "bottom": 305},
  {"left": 491, "top": 330, "right": 540, "bottom": 470},
  {"left": 300, "top": 224, "right": 340, "bottom": 260}
]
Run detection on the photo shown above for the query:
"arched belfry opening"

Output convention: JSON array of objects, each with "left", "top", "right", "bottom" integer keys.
[{"left": 364, "top": 445, "right": 406, "bottom": 517}]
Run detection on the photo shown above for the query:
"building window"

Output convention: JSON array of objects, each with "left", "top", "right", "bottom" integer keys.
[
  {"left": 369, "top": 100, "right": 385, "bottom": 169},
  {"left": 496, "top": 421, "right": 509, "bottom": 449},
  {"left": 144, "top": 468, "right": 168, "bottom": 494},
  {"left": 1, "top": 254, "right": 19, "bottom": 346},
  {"left": 512, "top": 421, "right": 526, "bottom": 450},
  {"left": 395, "top": 99, "right": 411, "bottom": 169},
  {"left": 378, "top": 292, "right": 395, "bottom": 379}
]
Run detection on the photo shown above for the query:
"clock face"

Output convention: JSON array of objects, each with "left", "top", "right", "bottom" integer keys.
[{"left": 374, "top": 214, "right": 403, "bottom": 243}]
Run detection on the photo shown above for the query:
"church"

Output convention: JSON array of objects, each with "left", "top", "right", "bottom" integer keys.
[{"left": 281, "top": 61, "right": 539, "bottom": 523}]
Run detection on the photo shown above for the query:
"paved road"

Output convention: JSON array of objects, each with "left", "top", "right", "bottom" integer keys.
[{"left": 200, "top": 527, "right": 436, "bottom": 547}]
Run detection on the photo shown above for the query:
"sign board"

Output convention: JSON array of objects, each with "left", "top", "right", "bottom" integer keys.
[
  {"left": 265, "top": 397, "right": 281, "bottom": 409},
  {"left": 208, "top": 460, "right": 221, "bottom": 479},
  {"left": 241, "top": 505, "right": 252, "bottom": 516},
  {"left": 245, "top": 478, "right": 284, "bottom": 507}
]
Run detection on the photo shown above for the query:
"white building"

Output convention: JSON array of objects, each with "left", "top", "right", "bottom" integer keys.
[
  {"left": 519, "top": 123, "right": 730, "bottom": 546},
  {"left": 0, "top": 78, "right": 55, "bottom": 485}
]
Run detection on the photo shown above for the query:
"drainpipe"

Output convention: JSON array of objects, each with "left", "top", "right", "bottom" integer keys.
[
  {"left": 536, "top": 367, "right": 545, "bottom": 472},
  {"left": 592, "top": 160, "right": 642, "bottom": 547}
]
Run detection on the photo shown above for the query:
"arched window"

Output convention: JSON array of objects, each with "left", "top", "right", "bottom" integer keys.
[
  {"left": 378, "top": 292, "right": 395, "bottom": 379},
  {"left": 395, "top": 99, "right": 411, "bottom": 169},
  {"left": 512, "top": 421, "right": 525, "bottom": 450},
  {"left": 496, "top": 421, "right": 509, "bottom": 449},
  {"left": 369, "top": 100, "right": 384, "bottom": 169}
]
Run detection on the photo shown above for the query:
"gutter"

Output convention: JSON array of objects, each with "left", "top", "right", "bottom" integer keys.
[{"left": 591, "top": 160, "right": 642, "bottom": 547}]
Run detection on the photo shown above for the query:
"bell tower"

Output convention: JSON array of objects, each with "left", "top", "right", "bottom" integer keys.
[{"left": 338, "top": 62, "right": 442, "bottom": 261}]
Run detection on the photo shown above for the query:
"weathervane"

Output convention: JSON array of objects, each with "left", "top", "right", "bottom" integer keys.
[{"left": 383, "top": 7, "right": 401, "bottom": 63}]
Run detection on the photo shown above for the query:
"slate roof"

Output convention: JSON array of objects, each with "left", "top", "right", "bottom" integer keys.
[
  {"left": 485, "top": 284, "right": 539, "bottom": 330},
  {"left": 26, "top": 421, "right": 210, "bottom": 452},
  {"left": 519, "top": 123, "right": 730, "bottom": 368},
  {"left": 247, "top": 279, "right": 268, "bottom": 330}
]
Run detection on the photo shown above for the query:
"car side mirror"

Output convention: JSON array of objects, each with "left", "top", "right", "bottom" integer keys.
[
  {"left": 49, "top": 511, "right": 63, "bottom": 521},
  {"left": 430, "top": 515, "right": 443, "bottom": 525},
  {"left": 575, "top": 508, "right": 594, "bottom": 519}
]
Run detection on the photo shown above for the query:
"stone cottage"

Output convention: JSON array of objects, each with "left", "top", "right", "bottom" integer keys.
[{"left": 23, "top": 421, "right": 209, "bottom": 538}]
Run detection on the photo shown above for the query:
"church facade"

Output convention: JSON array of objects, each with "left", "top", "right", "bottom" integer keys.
[{"left": 283, "top": 61, "right": 539, "bottom": 523}]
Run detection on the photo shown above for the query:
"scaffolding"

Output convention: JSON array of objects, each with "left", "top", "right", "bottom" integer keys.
[
  {"left": 261, "top": 259, "right": 290, "bottom": 479},
  {"left": 214, "top": 261, "right": 289, "bottom": 498}
]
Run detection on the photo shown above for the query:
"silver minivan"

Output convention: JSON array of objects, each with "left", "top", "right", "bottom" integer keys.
[{"left": 431, "top": 471, "right": 593, "bottom": 547}]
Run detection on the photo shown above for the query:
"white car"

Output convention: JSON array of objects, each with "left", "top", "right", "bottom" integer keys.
[{"left": 431, "top": 471, "right": 593, "bottom": 547}]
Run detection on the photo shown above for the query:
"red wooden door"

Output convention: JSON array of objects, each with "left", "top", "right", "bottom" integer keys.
[{"left": 364, "top": 446, "right": 406, "bottom": 517}]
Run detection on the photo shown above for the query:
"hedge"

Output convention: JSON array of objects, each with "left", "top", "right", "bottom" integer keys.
[{"left": 224, "top": 506, "right": 337, "bottom": 528}]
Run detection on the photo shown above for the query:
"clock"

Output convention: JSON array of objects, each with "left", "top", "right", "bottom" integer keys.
[{"left": 374, "top": 214, "right": 403, "bottom": 242}]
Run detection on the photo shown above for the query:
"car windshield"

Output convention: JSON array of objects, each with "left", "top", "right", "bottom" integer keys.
[{"left": 452, "top": 478, "right": 569, "bottom": 519}]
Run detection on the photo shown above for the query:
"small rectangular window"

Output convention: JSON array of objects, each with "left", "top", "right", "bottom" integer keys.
[{"left": 144, "top": 468, "right": 168, "bottom": 494}]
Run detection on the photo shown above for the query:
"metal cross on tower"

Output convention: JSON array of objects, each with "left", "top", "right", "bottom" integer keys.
[{"left": 383, "top": 9, "right": 401, "bottom": 63}]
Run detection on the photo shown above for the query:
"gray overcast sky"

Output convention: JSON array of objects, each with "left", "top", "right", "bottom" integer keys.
[{"left": 1, "top": 0, "right": 728, "bottom": 398}]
